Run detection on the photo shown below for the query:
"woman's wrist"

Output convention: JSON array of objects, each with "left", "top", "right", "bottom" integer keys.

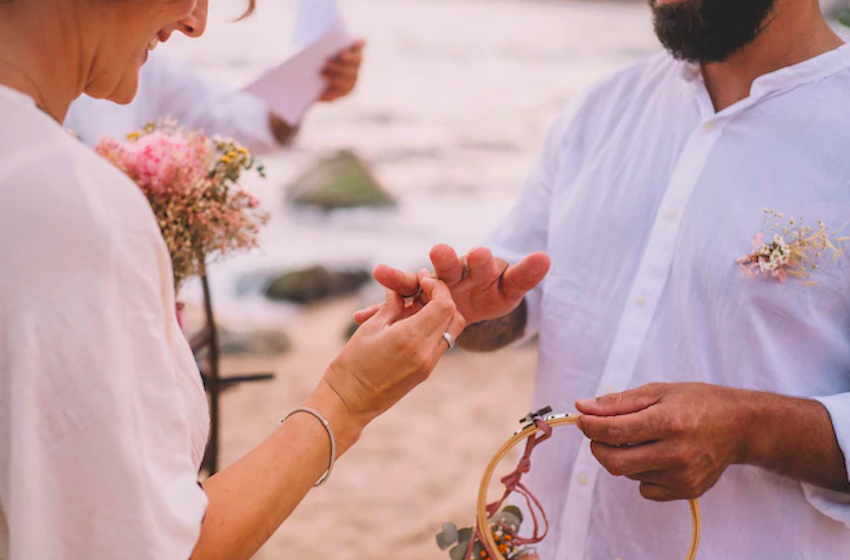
[{"left": 302, "top": 378, "right": 365, "bottom": 456}]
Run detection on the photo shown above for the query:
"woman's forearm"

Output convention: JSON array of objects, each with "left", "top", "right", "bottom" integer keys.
[
  {"left": 189, "top": 276, "right": 464, "bottom": 560},
  {"left": 190, "top": 381, "right": 363, "bottom": 560}
]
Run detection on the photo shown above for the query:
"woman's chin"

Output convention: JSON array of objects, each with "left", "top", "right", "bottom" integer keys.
[
  {"left": 84, "top": 58, "right": 143, "bottom": 105},
  {"left": 107, "top": 66, "right": 143, "bottom": 105},
  {"left": 96, "top": 77, "right": 140, "bottom": 105}
]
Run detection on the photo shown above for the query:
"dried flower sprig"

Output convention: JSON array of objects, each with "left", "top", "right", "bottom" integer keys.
[
  {"left": 96, "top": 121, "right": 269, "bottom": 291},
  {"left": 736, "top": 209, "right": 847, "bottom": 283}
]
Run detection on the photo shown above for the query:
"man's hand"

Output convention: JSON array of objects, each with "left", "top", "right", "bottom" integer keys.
[
  {"left": 355, "top": 245, "right": 550, "bottom": 327},
  {"left": 319, "top": 39, "right": 365, "bottom": 102},
  {"left": 576, "top": 383, "right": 751, "bottom": 502}
]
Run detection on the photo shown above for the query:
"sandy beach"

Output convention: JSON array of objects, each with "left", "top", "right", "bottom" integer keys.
[{"left": 209, "top": 298, "right": 537, "bottom": 560}]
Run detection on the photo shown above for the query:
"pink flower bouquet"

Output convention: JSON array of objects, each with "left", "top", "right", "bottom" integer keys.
[{"left": 96, "top": 122, "right": 269, "bottom": 291}]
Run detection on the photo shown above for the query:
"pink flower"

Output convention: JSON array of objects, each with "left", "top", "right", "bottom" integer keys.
[{"left": 94, "top": 123, "right": 268, "bottom": 292}]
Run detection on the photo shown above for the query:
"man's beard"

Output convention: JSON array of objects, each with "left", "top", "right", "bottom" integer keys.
[{"left": 650, "top": 0, "right": 777, "bottom": 63}]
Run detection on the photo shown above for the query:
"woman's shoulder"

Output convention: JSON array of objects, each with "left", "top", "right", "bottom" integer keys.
[{"left": 0, "top": 108, "right": 167, "bottom": 270}]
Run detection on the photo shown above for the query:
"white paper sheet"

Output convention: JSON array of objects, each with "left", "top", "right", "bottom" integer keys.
[
  {"left": 292, "top": 0, "right": 341, "bottom": 48},
  {"left": 244, "top": 0, "right": 352, "bottom": 125}
]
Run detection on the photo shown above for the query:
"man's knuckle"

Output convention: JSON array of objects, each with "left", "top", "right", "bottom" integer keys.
[
  {"left": 590, "top": 441, "right": 606, "bottom": 460},
  {"left": 666, "top": 413, "right": 689, "bottom": 435},
  {"left": 604, "top": 423, "right": 627, "bottom": 445},
  {"left": 674, "top": 472, "right": 702, "bottom": 498},
  {"left": 669, "top": 448, "right": 691, "bottom": 468},
  {"left": 606, "top": 457, "right": 626, "bottom": 477},
  {"left": 639, "top": 483, "right": 659, "bottom": 501}
]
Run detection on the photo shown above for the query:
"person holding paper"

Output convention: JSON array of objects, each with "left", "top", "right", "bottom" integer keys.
[
  {"left": 65, "top": 41, "right": 365, "bottom": 154},
  {"left": 363, "top": 0, "right": 850, "bottom": 558}
]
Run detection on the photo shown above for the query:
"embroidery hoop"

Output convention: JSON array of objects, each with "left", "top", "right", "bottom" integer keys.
[{"left": 475, "top": 412, "right": 701, "bottom": 560}]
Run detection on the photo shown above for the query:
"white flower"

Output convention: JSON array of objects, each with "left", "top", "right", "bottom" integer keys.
[
  {"left": 759, "top": 258, "right": 778, "bottom": 272},
  {"left": 771, "top": 249, "right": 789, "bottom": 266}
]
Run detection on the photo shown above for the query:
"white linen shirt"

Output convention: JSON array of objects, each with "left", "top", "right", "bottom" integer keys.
[
  {"left": 0, "top": 85, "right": 209, "bottom": 559},
  {"left": 65, "top": 52, "right": 279, "bottom": 154},
  {"left": 488, "top": 45, "right": 850, "bottom": 560}
]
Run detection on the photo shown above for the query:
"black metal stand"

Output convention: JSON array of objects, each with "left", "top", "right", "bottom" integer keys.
[{"left": 191, "top": 274, "right": 274, "bottom": 475}]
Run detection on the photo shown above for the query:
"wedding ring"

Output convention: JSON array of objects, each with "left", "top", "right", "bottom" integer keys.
[
  {"left": 402, "top": 286, "right": 422, "bottom": 300},
  {"left": 442, "top": 332, "right": 456, "bottom": 350},
  {"left": 403, "top": 286, "right": 422, "bottom": 308}
]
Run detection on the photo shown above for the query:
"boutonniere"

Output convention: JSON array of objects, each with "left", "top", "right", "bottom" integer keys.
[{"left": 736, "top": 209, "right": 847, "bottom": 283}]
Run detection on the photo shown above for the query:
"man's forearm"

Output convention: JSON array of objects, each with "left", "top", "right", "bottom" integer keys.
[
  {"left": 741, "top": 391, "right": 850, "bottom": 493},
  {"left": 457, "top": 300, "right": 528, "bottom": 352}
]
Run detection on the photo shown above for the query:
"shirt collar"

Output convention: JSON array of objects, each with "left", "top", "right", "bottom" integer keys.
[
  {"left": 749, "top": 41, "right": 850, "bottom": 97},
  {"left": 676, "top": 41, "right": 850, "bottom": 119}
]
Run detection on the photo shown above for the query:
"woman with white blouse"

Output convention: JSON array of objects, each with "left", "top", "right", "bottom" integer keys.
[{"left": 0, "top": 1, "right": 466, "bottom": 559}]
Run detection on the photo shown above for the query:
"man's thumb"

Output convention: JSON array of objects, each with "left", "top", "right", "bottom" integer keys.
[
  {"left": 502, "top": 253, "right": 551, "bottom": 299},
  {"left": 576, "top": 385, "right": 662, "bottom": 417}
]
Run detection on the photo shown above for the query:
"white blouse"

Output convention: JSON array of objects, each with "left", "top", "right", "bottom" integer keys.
[
  {"left": 489, "top": 45, "right": 850, "bottom": 559},
  {"left": 0, "top": 85, "right": 209, "bottom": 559}
]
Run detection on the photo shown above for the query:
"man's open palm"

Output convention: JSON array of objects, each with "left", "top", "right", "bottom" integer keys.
[{"left": 355, "top": 245, "right": 550, "bottom": 326}]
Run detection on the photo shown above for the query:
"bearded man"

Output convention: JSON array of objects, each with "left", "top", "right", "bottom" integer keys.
[{"left": 365, "top": 0, "right": 850, "bottom": 557}]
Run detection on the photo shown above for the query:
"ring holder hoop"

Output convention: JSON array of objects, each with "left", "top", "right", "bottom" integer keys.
[{"left": 475, "top": 411, "right": 701, "bottom": 560}]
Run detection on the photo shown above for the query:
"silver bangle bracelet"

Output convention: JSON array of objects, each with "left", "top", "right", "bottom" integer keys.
[{"left": 281, "top": 407, "right": 336, "bottom": 487}]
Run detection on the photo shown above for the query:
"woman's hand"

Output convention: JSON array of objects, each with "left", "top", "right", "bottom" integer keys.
[{"left": 321, "top": 275, "right": 465, "bottom": 438}]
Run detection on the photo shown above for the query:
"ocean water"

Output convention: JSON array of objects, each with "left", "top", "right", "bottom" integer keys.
[{"left": 167, "top": 0, "right": 661, "bottom": 320}]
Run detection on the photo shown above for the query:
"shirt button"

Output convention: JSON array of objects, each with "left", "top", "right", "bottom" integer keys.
[
  {"left": 577, "top": 473, "right": 589, "bottom": 486},
  {"left": 605, "top": 385, "right": 615, "bottom": 394},
  {"left": 664, "top": 209, "right": 679, "bottom": 221},
  {"left": 703, "top": 121, "right": 715, "bottom": 132},
  {"left": 635, "top": 295, "right": 647, "bottom": 307}
]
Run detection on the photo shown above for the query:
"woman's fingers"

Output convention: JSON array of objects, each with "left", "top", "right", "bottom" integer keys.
[
  {"left": 373, "top": 264, "right": 420, "bottom": 297},
  {"left": 352, "top": 303, "right": 382, "bottom": 325},
  {"left": 372, "top": 289, "right": 404, "bottom": 325},
  {"left": 436, "top": 311, "right": 466, "bottom": 355},
  {"left": 409, "top": 276, "right": 461, "bottom": 335}
]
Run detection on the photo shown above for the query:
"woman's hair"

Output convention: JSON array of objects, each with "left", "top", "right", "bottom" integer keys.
[{"left": 238, "top": 0, "right": 256, "bottom": 21}]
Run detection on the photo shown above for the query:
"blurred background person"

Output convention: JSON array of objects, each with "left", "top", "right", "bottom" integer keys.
[{"left": 65, "top": 40, "right": 365, "bottom": 154}]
